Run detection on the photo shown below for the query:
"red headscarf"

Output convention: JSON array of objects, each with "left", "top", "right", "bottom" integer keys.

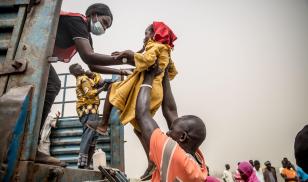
[{"left": 152, "top": 21, "right": 177, "bottom": 48}]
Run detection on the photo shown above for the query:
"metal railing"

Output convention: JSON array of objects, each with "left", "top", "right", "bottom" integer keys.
[{"left": 54, "top": 73, "right": 120, "bottom": 117}]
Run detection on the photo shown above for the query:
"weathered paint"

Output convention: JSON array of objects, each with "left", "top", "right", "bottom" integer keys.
[
  {"left": 0, "top": 85, "right": 33, "bottom": 182},
  {"left": 4, "top": 0, "right": 63, "bottom": 161},
  {"left": 14, "top": 161, "right": 106, "bottom": 182},
  {"left": 110, "top": 107, "right": 125, "bottom": 172}
]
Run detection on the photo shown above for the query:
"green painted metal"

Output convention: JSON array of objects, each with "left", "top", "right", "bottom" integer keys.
[{"left": 51, "top": 73, "right": 125, "bottom": 171}]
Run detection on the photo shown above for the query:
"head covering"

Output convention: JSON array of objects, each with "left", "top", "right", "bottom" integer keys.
[
  {"left": 206, "top": 176, "right": 220, "bottom": 182},
  {"left": 152, "top": 21, "right": 177, "bottom": 48},
  {"left": 238, "top": 161, "right": 260, "bottom": 182},
  {"left": 294, "top": 125, "right": 308, "bottom": 173}
]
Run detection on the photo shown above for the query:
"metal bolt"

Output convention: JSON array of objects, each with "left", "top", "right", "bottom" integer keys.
[{"left": 12, "top": 60, "right": 23, "bottom": 69}]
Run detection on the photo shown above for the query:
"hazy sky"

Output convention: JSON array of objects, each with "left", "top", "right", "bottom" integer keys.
[{"left": 52, "top": 0, "right": 308, "bottom": 178}]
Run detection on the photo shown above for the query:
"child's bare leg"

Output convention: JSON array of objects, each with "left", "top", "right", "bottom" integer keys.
[
  {"left": 134, "top": 129, "right": 155, "bottom": 180},
  {"left": 96, "top": 86, "right": 112, "bottom": 134}
]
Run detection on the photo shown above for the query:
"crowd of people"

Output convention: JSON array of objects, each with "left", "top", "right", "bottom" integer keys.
[
  {"left": 34, "top": 2, "right": 308, "bottom": 182},
  {"left": 221, "top": 158, "right": 308, "bottom": 182}
]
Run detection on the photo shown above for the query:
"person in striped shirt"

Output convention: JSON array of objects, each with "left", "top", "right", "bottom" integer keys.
[{"left": 135, "top": 65, "right": 208, "bottom": 182}]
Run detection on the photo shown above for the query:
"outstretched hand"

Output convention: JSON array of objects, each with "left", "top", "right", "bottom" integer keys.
[{"left": 111, "top": 50, "right": 135, "bottom": 66}]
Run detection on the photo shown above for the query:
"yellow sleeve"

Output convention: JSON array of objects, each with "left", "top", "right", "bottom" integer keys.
[
  {"left": 168, "top": 59, "right": 178, "bottom": 80},
  {"left": 134, "top": 43, "right": 160, "bottom": 72},
  {"left": 81, "top": 78, "right": 98, "bottom": 99},
  {"left": 93, "top": 73, "right": 102, "bottom": 85}
]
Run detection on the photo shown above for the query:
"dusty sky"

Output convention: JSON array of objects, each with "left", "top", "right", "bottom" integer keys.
[{"left": 52, "top": 0, "right": 308, "bottom": 178}]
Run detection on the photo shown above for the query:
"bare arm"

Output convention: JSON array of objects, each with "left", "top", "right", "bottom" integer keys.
[
  {"left": 135, "top": 71, "right": 159, "bottom": 147},
  {"left": 88, "top": 65, "right": 127, "bottom": 75},
  {"left": 74, "top": 38, "right": 123, "bottom": 66},
  {"left": 162, "top": 70, "right": 178, "bottom": 129}
]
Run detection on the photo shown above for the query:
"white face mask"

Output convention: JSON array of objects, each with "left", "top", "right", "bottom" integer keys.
[{"left": 90, "top": 15, "right": 105, "bottom": 35}]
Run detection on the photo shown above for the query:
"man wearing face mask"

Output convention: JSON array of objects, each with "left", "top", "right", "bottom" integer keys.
[{"left": 36, "top": 3, "right": 133, "bottom": 166}]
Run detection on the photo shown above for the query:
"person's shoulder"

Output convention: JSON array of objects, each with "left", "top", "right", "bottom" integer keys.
[
  {"left": 61, "top": 15, "right": 86, "bottom": 23},
  {"left": 78, "top": 75, "right": 89, "bottom": 82},
  {"left": 150, "top": 128, "right": 166, "bottom": 140}
]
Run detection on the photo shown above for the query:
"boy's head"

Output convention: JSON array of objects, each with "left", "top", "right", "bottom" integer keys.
[
  {"left": 69, "top": 63, "right": 84, "bottom": 77},
  {"left": 144, "top": 24, "right": 154, "bottom": 44}
]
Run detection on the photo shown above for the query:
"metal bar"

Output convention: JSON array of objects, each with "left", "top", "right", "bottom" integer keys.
[
  {"left": 0, "top": 85, "right": 33, "bottom": 182},
  {"left": 54, "top": 98, "right": 105, "bottom": 104},
  {"left": 109, "top": 107, "right": 125, "bottom": 171},
  {"left": 98, "top": 166, "right": 116, "bottom": 182},
  {"left": 61, "top": 74, "right": 67, "bottom": 117}
]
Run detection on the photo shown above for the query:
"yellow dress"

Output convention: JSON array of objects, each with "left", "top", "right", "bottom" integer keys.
[{"left": 109, "top": 39, "right": 178, "bottom": 131}]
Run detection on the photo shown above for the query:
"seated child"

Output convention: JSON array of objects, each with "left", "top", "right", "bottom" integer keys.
[
  {"left": 69, "top": 63, "right": 105, "bottom": 169},
  {"left": 87, "top": 21, "right": 178, "bottom": 179}
]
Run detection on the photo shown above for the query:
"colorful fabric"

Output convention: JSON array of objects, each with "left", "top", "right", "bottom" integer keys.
[
  {"left": 238, "top": 162, "right": 260, "bottom": 182},
  {"left": 149, "top": 128, "right": 207, "bottom": 182},
  {"left": 281, "top": 168, "right": 297, "bottom": 182},
  {"left": 109, "top": 39, "right": 177, "bottom": 131},
  {"left": 76, "top": 75, "right": 100, "bottom": 117},
  {"left": 297, "top": 166, "right": 308, "bottom": 182},
  {"left": 153, "top": 21, "right": 177, "bottom": 48},
  {"left": 92, "top": 73, "right": 102, "bottom": 87}
]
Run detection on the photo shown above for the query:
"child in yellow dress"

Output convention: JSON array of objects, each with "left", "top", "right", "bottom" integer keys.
[{"left": 87, "top": 21, "right": 178, "bottom": 179}]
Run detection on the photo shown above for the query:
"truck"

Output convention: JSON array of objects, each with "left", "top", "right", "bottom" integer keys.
[{"left": 0, "top": 0, "right": 126, "bottom": 181}]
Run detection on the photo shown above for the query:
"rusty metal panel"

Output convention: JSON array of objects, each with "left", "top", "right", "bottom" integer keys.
[
  {"left": 0, "top": 0, "right": 31, "bottom": 7},
  {"left": 110, "top": 107, "right": 125, "bottom": 172},
  {"left": 0, "top": 85, "right": 33, "bottom": 182},
  {"left": 4, "top": 0, "right": 63, "bottom": 161},
  {"left": 13, "top": 161, "right": 106, "bottom": 182}
]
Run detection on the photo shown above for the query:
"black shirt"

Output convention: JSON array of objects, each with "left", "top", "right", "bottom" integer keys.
[{"left": 55, "top": 16, "right": 93, "bottom": 49}]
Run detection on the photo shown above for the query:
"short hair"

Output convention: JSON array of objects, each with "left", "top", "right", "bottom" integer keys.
[
  {"left": 182, "top": 115, "right": 206, "bottom": 148},
  {"left": 86, "top": 3, "right": 113, "bottom": 25},
  {"left": 254, "top": 160, "right": 260, "bottom": 165},
  {"left": 69, "top": 63, "right": 79, "bottom": 74},
  {"left": 264, "top": 161, "right": 271, "bottom": 165}
]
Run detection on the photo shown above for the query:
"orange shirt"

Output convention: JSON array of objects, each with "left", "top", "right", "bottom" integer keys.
[
  {"left": 149, "top": 128, "right": 208, "bottom": 182},
  {"left": 282, "top": 168, "right": 297, "bottom": 182}
]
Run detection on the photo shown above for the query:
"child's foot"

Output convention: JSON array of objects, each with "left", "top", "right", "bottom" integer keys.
[{"left": 96, "top": 125, "right": 108, "bottom": 136}]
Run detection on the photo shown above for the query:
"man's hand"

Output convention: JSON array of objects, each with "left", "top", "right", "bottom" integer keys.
[{"left": 112, "top": 50, "right": 135, "bottom": 66}]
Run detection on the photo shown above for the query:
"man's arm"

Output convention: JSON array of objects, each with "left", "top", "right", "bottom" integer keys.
[
  {"left": 135, "top": 71, "right": 159, "bottom": 146},
  {"left": 162, "top": 69, "right": 178, "bottom": 129},
  {"left": 88, "top": 65, "right": 131, "bottom": 75}
]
